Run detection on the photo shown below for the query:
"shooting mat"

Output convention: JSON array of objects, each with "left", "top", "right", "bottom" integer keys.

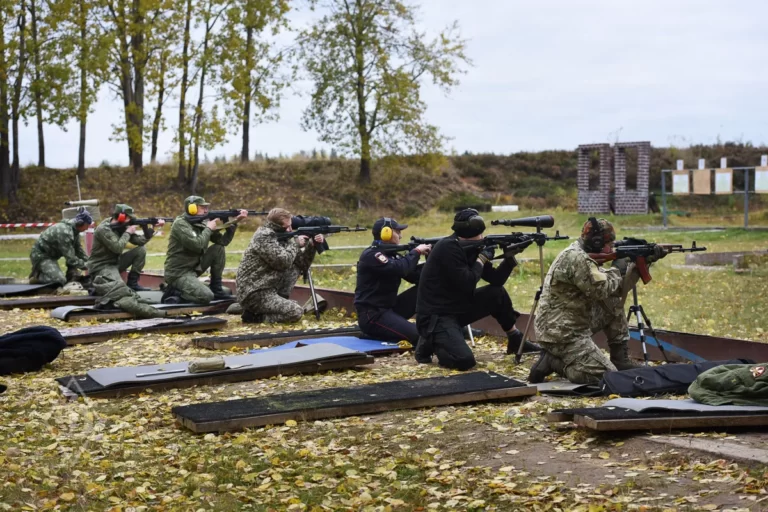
[
  {"left": 51, "top": 298, "right": 234, "bottom": 321},
  {"left": 59, "top": 316, "right": 226, "bottom": 345},
  {"left": 193, "top": 325, "right": 363, "bottom": 350},
  {"left": 173, "top": 372, "right": 536, "bottom": 433},
  {"left": 603, "top": 398, "right": 768, "bottom": 413},
  {"left": 0, "top": 290, "right": 163, "bottom": 311},
  {"left": 252, "top": 336, "right": 408, "bottom": 356},
  {"left": 0, "top": 283, "right": 59, "bottom": 297}
]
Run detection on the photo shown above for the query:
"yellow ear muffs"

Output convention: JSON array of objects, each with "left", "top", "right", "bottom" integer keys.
[
  {"left": 188, "top": 203, "right": 198, "bottom": 215},
  {"left": 380, "top": 218, "right": 393, "bottom": 242}
]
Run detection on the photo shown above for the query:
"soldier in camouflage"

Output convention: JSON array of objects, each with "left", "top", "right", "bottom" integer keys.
[
  {"left": 528, "top": 218, "right": 666, "bottom": 384},
  {"left": 88, "top": 204, "right": 164, "bottom": 291},
  {"left": 29, "top": 208, "right": 92, "bottom": 287},
  {"left": 162, "top": 196, "right": 246, "bottom": 305},
  {"left": 85, "top": 204, "right": 166, "bottom": 318},
  {"left": 236, "top": 208, "right": 324, "bottom": 323}
]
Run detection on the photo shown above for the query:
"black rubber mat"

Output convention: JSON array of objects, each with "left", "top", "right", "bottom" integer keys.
[
  {"left": 174, "top": 372, "right": 525, "bottom": 424},
  {"left": 553, "top": 407, "right": 768, "bottom": 420},
  {"left": 193, "top": 326, "right": 362, "bottom": 344},
  {"left": 0, "top": 283, "right": 58, "bottom": 297}
]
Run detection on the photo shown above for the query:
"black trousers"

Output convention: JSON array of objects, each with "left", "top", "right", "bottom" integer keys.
[
  {"left": 416, "top": 285, "right": 518, "bottom": 371},
  {"left": 357, "top": 286, "right": 419, "bottom": 344}
]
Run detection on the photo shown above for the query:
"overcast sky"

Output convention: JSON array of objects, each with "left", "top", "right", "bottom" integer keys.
[{"left": 15, "top": 0, "right": 768, "bottom": 168}]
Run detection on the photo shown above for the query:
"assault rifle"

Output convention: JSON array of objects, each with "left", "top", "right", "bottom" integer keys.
[
  {"left": 189, "top": 209, "right": 269, "bottom": 229},
  {"left": 126, "top": 217, "right": 175, "bottom": 227},
  {"left": 589, "top": 238, "right": 707, "bottom": 284},
  {"left": 410, "top": 231, "right": 568, "bottom": 258},
  {"left": 277, "top": 224, "right": 368, "bottom": 253}
]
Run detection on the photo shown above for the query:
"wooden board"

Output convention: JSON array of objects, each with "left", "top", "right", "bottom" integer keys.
[
  {"left": 0, "top": 295, "right": 97, "bottom": 310},
  {"left": 51, "top": 299, "right": 234, "bottom": 321},
  {"left": 193, "top": 326, "right": 363, "bottom": 350},
  {"left": 57, "top": 354, "right": 374, "bottom": 399},
  {"left": 575, "top": 413, "right": 768, "bottom": 432},
  {"left": 692, "top": 169, "right": 711, "bottom": 195},
  {"left": 60, "top": 317, "right": 227, "bottom": 345},
  {"left": 173, "top": 372, "right": 536, "bottom": 433}
]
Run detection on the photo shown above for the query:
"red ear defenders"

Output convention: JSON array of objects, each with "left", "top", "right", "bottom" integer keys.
[
  {"left": 116, "top": 213, "right": 128, "bottom": 223},
  {"left": 380, "top": 217, "right": 394, "bottom": 242}
]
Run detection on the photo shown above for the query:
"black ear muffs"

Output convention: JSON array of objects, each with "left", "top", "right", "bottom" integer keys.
[
  {"left": 187, "top": 203, "right": 198, "bottom": 215},
  {"left": 380, "top": 217, "right": 393, "bottom": 242},
  {"left": 588, "top": 217, "right": 603, "bottom": 251},
  {"left": 452, "top": 209, "right": 486, "bottom": 234}
]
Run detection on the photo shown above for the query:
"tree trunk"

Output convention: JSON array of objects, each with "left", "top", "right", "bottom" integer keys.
[
  {"left": 130, "top": 0, "right": 144, "bottom": 174},
  {"left": 353, "top": 8, "right": 369, "bottom": 183},
  {"left": 29, "top": 0, "right": 45, "bottom": 168},
  {"left": 240, "top": 26, "right": 253, "bottom": 163},
  {"left": 150, "top": 52, "right": 166, "bottom": 164},
  {"left": 360, "top": 137, "right": 371, "bottom": 183},
  {"left": 177, "top": 0, "right": 192, "bottom": 182},
  {"left": 0, "top": 11, "right": 10, "bottom": 199},
  {"left": 77, "top": 1, "right": 87, "bottom": 179},
  {"left": 191, "top": 15, "right": 211, "bottom": 194},
  {"left": 10, "top": 1, "right": 28, "bottom": 202}
]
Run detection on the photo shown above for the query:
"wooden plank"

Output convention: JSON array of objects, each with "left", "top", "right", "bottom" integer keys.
[
  {"left": 61, "top": 355, "right": 374, "bottom": 399},
  {"left": 54, "top": 301, "right": 233, "bottom": 322},
  {"left": 546, "top": 411, "right": 575, "bottom": 422},
  {"left": 0, "top": 295, "right": 97, "bottom": 310},
  {"left": 193, "top": 326, "right": 363, "bottom": 350},
  {"left": 574, "top": 413, "right": 768, "bottom": 432},
  {"left": 62, "top": 317, "right": 227, "bottom": 345},
  {"left": 177, "top": 385, "right": 537, "bottom": 433}
]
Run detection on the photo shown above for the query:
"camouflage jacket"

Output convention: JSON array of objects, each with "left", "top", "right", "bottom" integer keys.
[
  {"left": 30, "top": 219, "right": 87, "bottom": 268},
  {"left": 164, "top": 215, "right": 236, "bottom": 280},
  {"left": 236, "top": 223, "right": 316, "bottom": 302},
  {"left": 535, "top": 240, "right": 624, "bottom": 341},
  {"left": 87, "top": 219, "right": 149, "bottom": 275}
]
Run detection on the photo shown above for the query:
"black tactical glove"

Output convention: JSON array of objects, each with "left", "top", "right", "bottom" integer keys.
[{"left": 477, "top": 246, "right": 495, "bottom": 266}]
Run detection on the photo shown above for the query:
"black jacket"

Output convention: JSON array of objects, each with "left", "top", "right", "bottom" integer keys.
[
  {"left": 354, "top": 244, "right": 422, "bottom": 310},
  {"left": 416, "top": 235, "right": 515, "bottom": 317},
  {"left": 0, "top": 326, "right": 66, "bottom": 376}
]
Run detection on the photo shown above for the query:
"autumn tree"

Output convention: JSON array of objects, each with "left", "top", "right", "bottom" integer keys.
[
  {"left": 217, "top": 0, "right": 290, "bottom": 162},
  {"left": 9, "top": 0, "right": 28, "bottom": 200},
  {"left": 299, "top": 0, "right": 468, "bottom": 182},
  {"left": 0, "top": 0, "right": 16, "bottom": 199}
]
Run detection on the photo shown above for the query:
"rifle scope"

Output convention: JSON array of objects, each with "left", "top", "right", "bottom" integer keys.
[{"left": 491, "top": 215, "right": 555, "bottom": 228}]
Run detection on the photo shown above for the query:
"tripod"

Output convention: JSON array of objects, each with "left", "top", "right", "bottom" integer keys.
[{"left": 627, "top": 285, "right": 669, "bottom": 365}]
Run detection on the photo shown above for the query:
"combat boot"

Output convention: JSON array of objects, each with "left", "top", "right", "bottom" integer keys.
[
  {"left": 241, "top": 310, "right": 265, "bottom": 324},
  {"left": 506, "top": 328, "right": 542, "bottom": 354},
  {"left": 209, "top": 277, "right": 231, "bottom": 301},
  {"left": 161, "top": 285, "right": 182, "bottom": 305},
  {"left": 127, "top": 271, "right": 150, "bottom": 292},
  {"left": 414, "top": 336, "right": 433, "bottom": 364},
  {"left": 609, "top": 342, "right": 642, "bottom": 371},
  {"left": 527, "top": 351, "right": 556, "bottom": 383}
]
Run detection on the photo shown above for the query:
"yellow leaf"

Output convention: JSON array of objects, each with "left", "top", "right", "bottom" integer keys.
[
  {"left": 285, "top": 419, "right": 297, "bottom": 427},
  {"left": 60, "top": 493, "right": 75, "bottom": 502},
  {"left": 599, "top": 452, "right": 610, "bottom": 459}
]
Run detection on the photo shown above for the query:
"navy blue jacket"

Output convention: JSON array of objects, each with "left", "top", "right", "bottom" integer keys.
[{"left": 354, "top": 244, "right": 422, "bottom": 310}]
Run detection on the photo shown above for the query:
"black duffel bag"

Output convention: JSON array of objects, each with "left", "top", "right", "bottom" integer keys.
[{"left": 600, "top": 359, "right": 755, "bottom": 397}]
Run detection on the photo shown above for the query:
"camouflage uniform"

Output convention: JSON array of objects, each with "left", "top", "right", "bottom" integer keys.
[
  {"left": 164, "top": 206, "right": 236, "bottom": 305},
  {"left": 236, "top": 221, "right": 317, "bottom": 323},
  {"left": 92, "top": 274, "right": 165, "bottom": 318},
  {"left": 87, "top": 218, "right": 149, "bottom": 279},
  {"left": 534, "top": 240, "right": 639, "bottom": 384},
  {"left": 29, "top": 220, "right": 88, "bottom": 286}
]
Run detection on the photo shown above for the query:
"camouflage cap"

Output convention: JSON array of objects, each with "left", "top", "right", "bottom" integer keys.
[
  {"left": 113, "top": 204, "right": 135, "bottom": 218},
  {"left": 580, "top": 218, "right": 616, "bottom": 247},
  {"left": 184, "top": 196, "right": 210, "bottom": 209}
]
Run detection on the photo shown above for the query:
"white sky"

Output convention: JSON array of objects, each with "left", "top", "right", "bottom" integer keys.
[{"left": 15, "top": 0, "right": 768, "bottom": 168}]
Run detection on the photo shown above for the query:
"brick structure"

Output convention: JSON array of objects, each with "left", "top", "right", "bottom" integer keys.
[
  {"left": 577, "top": 141, "right": 650, "bottom": 215},
  {"left": 613, "top": 141, "right": 650, "bottom": 215},
  {"left": 577, "top": 143, "right": 612, "bottom": 213}
]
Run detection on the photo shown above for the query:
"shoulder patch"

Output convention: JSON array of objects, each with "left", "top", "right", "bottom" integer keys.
[
  {"left": 751, "top": 366, "right": 765, "bottom": 378},
  {"left": 589, "top": 265, "right": 607, "bottom": 283},
  {"left": 374, "top": 252, "right": 389, "bottom": 264}
]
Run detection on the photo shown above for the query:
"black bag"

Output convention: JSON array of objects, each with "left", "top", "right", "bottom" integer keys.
[
  {"left": 0, "top": 326, "right": 67, "bottom": 376},
  {"left": 599, "top": 359, "right": 755, "bottom": 397}
]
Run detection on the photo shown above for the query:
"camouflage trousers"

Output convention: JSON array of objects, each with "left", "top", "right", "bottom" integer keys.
[
  {"left": 538, "top": 298, "right": 628, "bottom": 385},
  {"left": 92, "top": 273, "right": 165, "bottom": 319},
  {"left": 166, "top": 245, "right": 226, "bottom": 305},
  {"left": 29, "top": 257, "right": 80, "bottom": 287},
  {"left": 240, "top": 267, "right": 303, "bottom": 323},
  {"left": 91, "top": 246, "right": 147, "bottom": 279}
]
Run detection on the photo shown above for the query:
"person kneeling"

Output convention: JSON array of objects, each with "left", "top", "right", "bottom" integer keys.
[
  {"left": 354, "top": 217, "right": 431, "bottom": 344},
  {"left": 414, "top": 208, "right": 539, "bottom": 371},
  {"left": 528, "top": 218, "right": 664, "bottom": 385},
  {"left": 236, "top": 208, "right": 324, "bottom": 323}
]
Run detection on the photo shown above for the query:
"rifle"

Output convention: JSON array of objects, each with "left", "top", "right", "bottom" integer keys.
[
  {"left": 277, "top": 225, "right": 368, "bottom": 253},
  {"left": 126, "top": 217, "right": 175, "bottom": 227},
  {"left": 589, "top": 239, "right": 707, "bottom": 284},
  {"left": 190, "top": 209, "right": 269, "bottom": 229},
  {"left": 410, "top": 231, "right": 568, "bottom": 258}
]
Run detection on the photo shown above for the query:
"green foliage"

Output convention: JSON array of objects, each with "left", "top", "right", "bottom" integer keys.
[{"left": 298, "top": 0, "right": 470, "bottom": 180}]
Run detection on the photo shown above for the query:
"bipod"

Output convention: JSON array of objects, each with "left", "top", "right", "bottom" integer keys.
[
  {"left": 303, "top": 269, "right": 321, "bottom": 320},
  {"left": 515, "top": 225, "right": 548, "bottom": 364},
  {"left": 627, "top": 285, "right": 669, "bottom": 365}
]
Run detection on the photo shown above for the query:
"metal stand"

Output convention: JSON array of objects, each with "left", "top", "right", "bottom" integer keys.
[
  {"left": 467, "top": 325, "right": 475, "bottom": 347},
  {"left": 515, "top": 227, "right": 547, "bottom": 364},
  {"left": 303, "top": 269, "right": 321, "bottom": 320},
  {"left": 627, "top": 285, "right": 669, "bottom": 365}
]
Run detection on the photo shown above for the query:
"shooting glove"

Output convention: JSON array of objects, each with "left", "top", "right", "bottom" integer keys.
[{"left": 477, "top": 247, "right": 495, "bottom": 266}]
